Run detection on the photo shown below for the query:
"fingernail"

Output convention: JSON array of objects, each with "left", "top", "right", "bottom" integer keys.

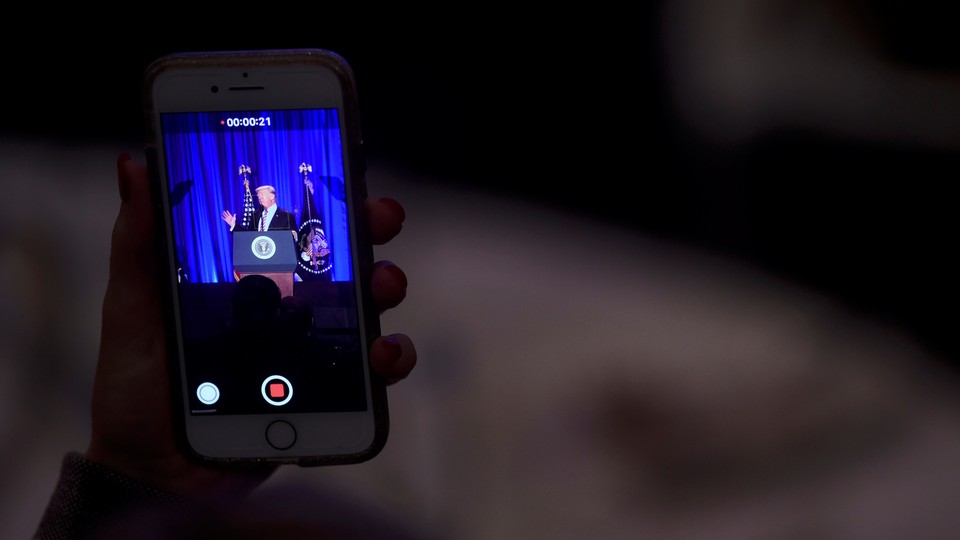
[
  {"left": 382, "top": 338, "right": 402, "bottom": 362},
  {"left": 117, "top": 152, "right": 131, "bottom": 203}
]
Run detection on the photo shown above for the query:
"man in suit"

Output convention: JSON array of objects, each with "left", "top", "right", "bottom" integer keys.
[
  {"left": 222, "top": 185, "right": 300, "bottom": 291},
  {"left": 221, "top": 185, "right": 298, "bottom": 233}
]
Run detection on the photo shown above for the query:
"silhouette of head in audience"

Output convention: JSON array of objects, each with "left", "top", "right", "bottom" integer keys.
[{"left": 228, "top": 275, "right": 314, "bottom": 348}]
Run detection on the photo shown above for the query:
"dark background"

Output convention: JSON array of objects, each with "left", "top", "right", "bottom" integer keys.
[{"left": 6, "top": 4, "right": 960, "bottom": 366}]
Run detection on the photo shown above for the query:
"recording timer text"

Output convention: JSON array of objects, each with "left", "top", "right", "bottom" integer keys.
[{"left": 221, "top": 117, "right": 272, "bottom": 127}]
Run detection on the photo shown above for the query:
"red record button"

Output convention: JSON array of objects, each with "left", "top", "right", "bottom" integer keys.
[{"left": 261, "top": 375, "right": 292, "bottom": 406}]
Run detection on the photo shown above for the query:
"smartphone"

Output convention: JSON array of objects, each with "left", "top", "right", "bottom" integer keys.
[{"left": 143, "top": 49, "right": 387, "bottom": 466}]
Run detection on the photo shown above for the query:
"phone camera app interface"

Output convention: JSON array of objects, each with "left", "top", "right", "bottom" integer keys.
[{"left": 161, "top": 109, "right": 368, "bottom": 416}]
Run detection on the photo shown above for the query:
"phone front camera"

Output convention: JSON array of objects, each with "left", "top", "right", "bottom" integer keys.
[{"left": 210, "top": 85, "right": 219, "bottom": 93}]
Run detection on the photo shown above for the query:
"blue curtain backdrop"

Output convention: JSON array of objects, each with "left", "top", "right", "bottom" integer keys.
[{"left": 161, "top": 109, "right": 352, "bottom": 283}]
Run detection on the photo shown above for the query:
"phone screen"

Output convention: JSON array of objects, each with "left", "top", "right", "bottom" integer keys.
[{"left": 161, "top": 107, "right": 370, "bottom": 417}]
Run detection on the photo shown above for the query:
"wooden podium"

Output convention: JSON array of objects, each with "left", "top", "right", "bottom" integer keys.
[{"left": 232, "top": 230, "right": 298, "bottom": 298}]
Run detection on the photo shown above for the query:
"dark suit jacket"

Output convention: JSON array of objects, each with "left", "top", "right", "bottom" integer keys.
[{"left": 241, "top": 207, "right": 298, "bottom": 232}]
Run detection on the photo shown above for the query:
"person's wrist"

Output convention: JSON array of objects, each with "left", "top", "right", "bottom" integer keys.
[
  {"left": 34, "top": 452, "right": 189, "bottom": 540},
  {"left": 85, "top": 437, "right": 276, "bottom": 499},
  {"left": 85, "top": 438, "right": 191, "bottom": 495}
]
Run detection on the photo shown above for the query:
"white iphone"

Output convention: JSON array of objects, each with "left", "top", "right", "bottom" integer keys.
[{"left": 143, "top": 49, "right": 387, "bottom": 466}]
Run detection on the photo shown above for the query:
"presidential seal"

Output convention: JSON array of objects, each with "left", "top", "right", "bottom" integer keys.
[
  {"left": 296, "top": 218, "right": 332, "bottom": 278},
  {"left": 251, "top": 235, "right": 277, "bottom": 260}
]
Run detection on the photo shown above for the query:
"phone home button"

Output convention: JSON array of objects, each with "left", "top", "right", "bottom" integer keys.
[{"left": 265, "top": 420, "right": 297, "bottom": 450}]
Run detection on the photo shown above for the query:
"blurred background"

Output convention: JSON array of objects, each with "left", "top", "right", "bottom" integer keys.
[{"left": 5, "top": 2, "right": 960, "bottom": 538}]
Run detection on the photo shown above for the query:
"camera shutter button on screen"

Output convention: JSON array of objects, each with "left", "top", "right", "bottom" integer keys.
[
  {"left": 196, "top": 382, "right": 220, "bottom": 405},
  {"left": 261, "top": 375, "right": 293, "bottom": 406}
]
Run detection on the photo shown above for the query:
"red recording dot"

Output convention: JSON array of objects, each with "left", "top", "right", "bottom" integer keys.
[{"left": 220, "top": 120, "right": 225, "bottom": 125}]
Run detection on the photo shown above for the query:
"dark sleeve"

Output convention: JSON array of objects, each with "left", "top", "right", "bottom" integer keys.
[
  {"left": 33, "top": 452, "right": 187, "bottom": 540},
  {"left": 281, "top": 209, "right": 298, "bottom": 230}
]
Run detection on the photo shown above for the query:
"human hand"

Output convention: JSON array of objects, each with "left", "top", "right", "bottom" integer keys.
[
  {"left": 220, "top": 210, "right": 236, "bottom": 228},
  {"left": 86, "top": 153, "right": 416, "bottom": 497}
]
